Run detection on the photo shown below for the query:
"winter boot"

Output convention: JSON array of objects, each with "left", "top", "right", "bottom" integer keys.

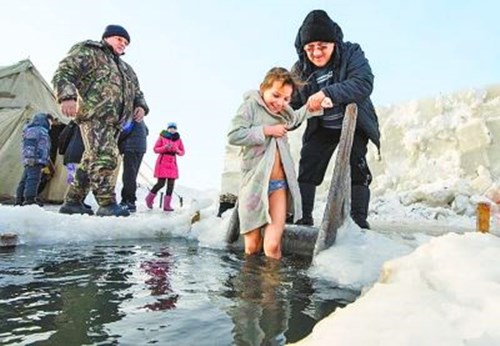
[
  {"left": 163, "top": 195, "right": 174, "bottom": 212},
  {"left": 351, "top": 185, "right": 371, "bottom": 229},
  {"left": 82, "top": 201, "right": 93, "bottom": 210},
  {"left": 120, "top": 200, "right": 137, "bottom": 213},
  {"left": 96, "top": 202, "right": 130, "bottom": 217},
  {"left": 294, "top": 182, "right": 316, "bottom": 226},
  {"left": 23, "top": 197, "right": 44, "bottom": 207},
  {"left": 14, "top": 197, "right": 24, "bottom": 206},
  {"left": 145, "top": 191, "right": 156, "bottom": 209},
  {"left": 59, "top": 201, "right": 94, "bottom": 215}
]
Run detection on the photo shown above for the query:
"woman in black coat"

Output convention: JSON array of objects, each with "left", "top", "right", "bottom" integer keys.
[{"left": 290, "top": 10, "right": 380, "bottom": 229}]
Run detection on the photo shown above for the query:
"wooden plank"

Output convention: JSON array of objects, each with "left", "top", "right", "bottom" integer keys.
[{"left": 314, "top": 103, "right": 357, "bottom": 255}]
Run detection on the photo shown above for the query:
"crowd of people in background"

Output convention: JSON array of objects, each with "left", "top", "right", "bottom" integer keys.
[
  {"left": 13, "top": 9, "right": 380, "bottom": 260},
  {"left": 15, "top": 24, "right": 183, "bottom": 218}
]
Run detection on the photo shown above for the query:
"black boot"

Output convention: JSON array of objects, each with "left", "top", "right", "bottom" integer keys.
[
  {"left": 14, "top": 197, "right": 24, "bottom": 206},
  {"left": 60, "top": 201, "right": 94, "bottom": 215},
  {"left": 23, "top": 197, "right": 43, "bottom": 207},
  {"left": 295, "top": 182, "right": 316, "bottom": 226},
  {"left": 351, "top": 185, "right": 370, "bottom": 229},
  {"left": 82, "top": 202, "right": 93, "bottom": 210},
  {"left": 119, "top": 200, "right": 137, "bottom": 213},
  {"left": 96, "top": 202, "right": 130, "bottom": 217}
]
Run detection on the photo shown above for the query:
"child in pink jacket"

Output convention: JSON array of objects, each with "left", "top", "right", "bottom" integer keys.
[{"left": 145, "top": 122, "right": 185, "bottom": 211}]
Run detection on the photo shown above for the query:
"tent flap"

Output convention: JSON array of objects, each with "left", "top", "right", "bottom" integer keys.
[{"left": 0, "top": 59, "right": 68, "bottom": 202}]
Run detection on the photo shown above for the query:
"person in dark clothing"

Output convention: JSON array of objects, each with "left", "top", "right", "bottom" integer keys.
[
  {"left": 118, "top": 120, "right": 148, "bottom": 212},
  {"left": 15, "top": 112, "right": 53, "bottom": 206},
  {"left": 48, "top": 117, "right": 65, "bottom": 164},
  {"left": 290, "top": 10, "right": 380, "bottom": 229},
  {"left": 37, "top": 118, "right": 61, "bottom": 199},
  {"left": 57, "top": 120, "right": 94, "bottom": 212},
  {"left": 60, "top": 122, "right": 85, "bottom": 183}
]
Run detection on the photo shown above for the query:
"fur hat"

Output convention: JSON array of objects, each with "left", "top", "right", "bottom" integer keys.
[
  {"left": 167, "top": 122, "right": 177, "bottom": 129},
  {"left": 299, "top": 10, "right": 337, "bottom": 46},
  {"left": 102, "top": 24, "right": 130, "bottom": 43}
]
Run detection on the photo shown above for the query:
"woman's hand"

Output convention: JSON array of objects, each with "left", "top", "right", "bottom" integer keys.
[
  {"left": 321, "top": 97, "right": 333, "bottom": 108},
  {"left": 306, "top": 90, "right": 327, "bottom": 112}
]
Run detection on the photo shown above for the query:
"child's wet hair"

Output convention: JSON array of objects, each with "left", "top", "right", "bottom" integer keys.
[{"left": 260, "top": 67, "right": 301, "bottom": 92}]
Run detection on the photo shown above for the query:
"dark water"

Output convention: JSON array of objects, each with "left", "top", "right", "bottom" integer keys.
[{"left": 0, "top": 237, "right": 359, "bottom": 345}]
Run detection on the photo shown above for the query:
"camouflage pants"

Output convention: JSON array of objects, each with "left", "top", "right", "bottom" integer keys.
[{"left": 65, "top": 120, "right": 120, "bottom": 206}]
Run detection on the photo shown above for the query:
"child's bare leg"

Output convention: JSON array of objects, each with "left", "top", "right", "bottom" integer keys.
[
  {"left": 263, "top": 189, "right": 287, "bottom": 259},
  {"left": 244, "top": 228, "right": 263, "bottom": 255}
]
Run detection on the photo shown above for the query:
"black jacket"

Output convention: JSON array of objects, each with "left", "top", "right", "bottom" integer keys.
[
  {"left": 118, "top": 120, "right": 148, "bottom": 154},
  {"left": 291, "top": 19, "right": 380, "bottom": 150}
]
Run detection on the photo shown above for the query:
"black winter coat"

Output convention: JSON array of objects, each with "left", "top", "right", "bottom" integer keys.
[
  {"left": 291, "top": 19, "right": 380, "bottom": 150},
  {"left": 118, "top": 120, "right": 148, "bottom": 154},
  {"left": 63, "top": 125, "right": 84, "bottom": 165}
]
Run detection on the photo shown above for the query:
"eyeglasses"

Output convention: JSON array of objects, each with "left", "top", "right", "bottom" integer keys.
[{"left": 304, "top": 42, "right": 334, "bottom": 54}]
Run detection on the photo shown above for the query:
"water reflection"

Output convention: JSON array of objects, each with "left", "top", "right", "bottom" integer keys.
[
  {"left": 140, "top": 247, "right": 178, "bottom": 311},
  {"left": 228, "top": 256, "right": 289, "bottom": 345},
  {"left": 224, "top": 254, "right": 358, "bottom": 345},
  {"left": 0, "top": 245, "right": 136, "bottom": 345},
  {"left": 0, "top": 241, "right": 359, "bottom": 345}
]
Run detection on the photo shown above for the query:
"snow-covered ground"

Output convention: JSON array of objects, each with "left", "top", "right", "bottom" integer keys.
[{"left": 2, "top": 85, "right": 500, "bottom": 345}]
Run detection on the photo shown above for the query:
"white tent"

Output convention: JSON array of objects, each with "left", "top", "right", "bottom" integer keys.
[{"left": 0, "top": 59, "right": 68, "bottom": 202}]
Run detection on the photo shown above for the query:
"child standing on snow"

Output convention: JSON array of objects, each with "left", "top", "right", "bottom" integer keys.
[
  {"left": 15, "top": 112, "right": 53, "bottom": 206},
  {"left": 227, "top": 67, "right": 330, "bottom": 260},
  {"left": 145, "top": 122, "right": 185, "bottom": 212}
]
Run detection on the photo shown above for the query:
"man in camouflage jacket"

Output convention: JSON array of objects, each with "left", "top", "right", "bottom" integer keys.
[{"left": 53, "top": 24, "right": 149, "bottom": 217}]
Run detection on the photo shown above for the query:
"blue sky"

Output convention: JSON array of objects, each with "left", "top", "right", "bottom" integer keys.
[{"left": 1, "top": 0, "right": 499, "bottom": 190}]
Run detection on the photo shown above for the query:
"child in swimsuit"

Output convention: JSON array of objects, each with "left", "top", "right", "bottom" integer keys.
[{"left": 227, "top": 67, "right": 330, "bottom": 259}]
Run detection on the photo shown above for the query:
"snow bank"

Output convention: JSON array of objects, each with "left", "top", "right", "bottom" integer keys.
[
  {"left": 293, "top": 232, "right": 500, "bottom": 346},
  {"left": 369, "top": 85, "right": 500, "bottom": 221}
]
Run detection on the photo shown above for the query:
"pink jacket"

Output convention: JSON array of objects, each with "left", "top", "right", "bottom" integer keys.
[{"left": 153, "top": 134, "right": 185, "bottom": 179}]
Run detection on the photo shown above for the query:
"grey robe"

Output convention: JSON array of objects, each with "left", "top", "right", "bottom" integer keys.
[{"left": 228, "top": 90, "right": 321, "bottom": 234}]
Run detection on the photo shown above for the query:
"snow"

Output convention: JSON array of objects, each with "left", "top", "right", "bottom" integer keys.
[
  {"left": 3, "top": 85, "right": 500, "bottom": 345},
  {"left": 294, "top": 233, "right": 500, "bottom": 346}
]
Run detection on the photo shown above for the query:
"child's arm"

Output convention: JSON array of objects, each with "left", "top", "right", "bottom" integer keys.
[
  {"left": 286, "top": 97, "right": 333, "bottom": 129},
  {"left": 227, "top": 102, "right": 266, "bottom": 147}
]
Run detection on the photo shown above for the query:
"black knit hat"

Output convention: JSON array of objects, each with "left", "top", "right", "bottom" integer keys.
[
  {"left": 299, "top": 10, "right": 337, "bottom": 46},
  {"left": 102, "top": 24, "right": 130, "bottom": 43}
]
